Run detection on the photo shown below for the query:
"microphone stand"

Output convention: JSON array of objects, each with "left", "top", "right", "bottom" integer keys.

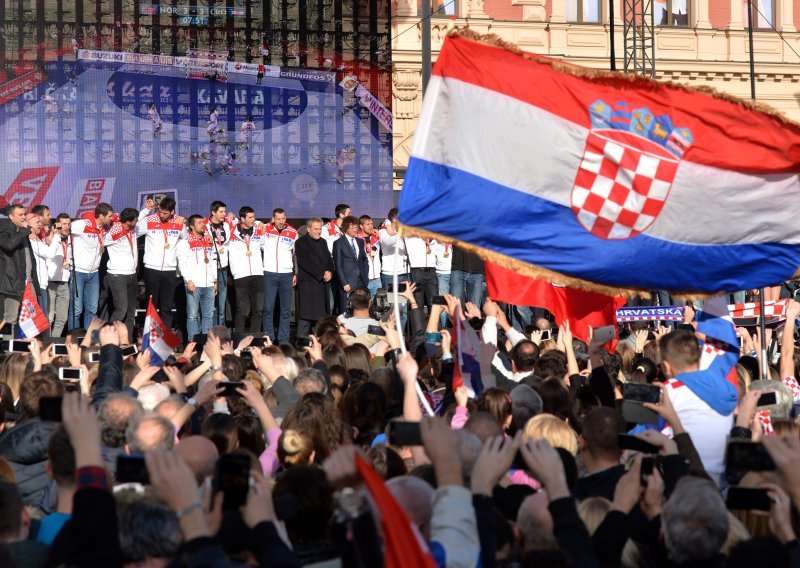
[{"left": 68, "top": 229, "right": 78, "bottom": 331}]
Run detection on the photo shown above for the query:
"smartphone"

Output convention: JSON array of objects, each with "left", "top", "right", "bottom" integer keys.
[
  {"left": 592, "top": 325, "right": 616, "bottom": 344},
  {"left": 4, "top": 340, "right": 30, "bottom": 353},
  {"left": 726, "top": 441, "right": 776, "bottom": 472},
  {"left": 367, "top": 325, "right": 386, "bottom": 337},
  {"left": 387, "top": 282, "right": 407, "bottom": 293},
  {"left": 757, "top": 391, "right": 777, "bottom": 407},
  {"left": 250, "top": 337, "right": 267, "bottom": 348},
  {"left": 623, "top": 383, "right": 661, "bottom": 404},
  {"left": 90, "top": 330, "right": 100, "bottom": 344},
  {"left": 116, "top": 454, "right": 150, "bottom": 485},
  {"left": 89, "top": 351, "right": 101, "bottom": 363},
  {"left": 220, "top": 381, "right": 244, "bottom": 398},
  {"left": 431, "top": 295, "right": 447, "bottom": 306},
  {"left": 388, "top": 421, "right": 423, "bottom": 447},
  {"left": 617, "top": 433, "right": 660, "bottom": 454},
  {"left": 39, "top": 397, "right": 63, "bottom": 421},
  {"left": 540, "top": 330, "right": 551, "bottom": 341},
  {"left": 215, "top": 454, "right": 251, "bottom": 510},
  {"left": 425, "top": 332, "right": 443, "bottom": 343},
  {"left": 121, "top": 345, "right": 139, "bottom": 357},
  {"left": 59, "top": 367, "right": 82, "bottom": 381},
  {"left": 726, "top": 486, "right": 772, "bottom": 511},
  {"left": 640, "top": 456, "right": 655, "bottom": 484},
  {"left": 52, "top": 343, "right": 69, "bottom": 356},
  {"left": 296, "top": 337, "right": 312, "bottom": 347},
  {"left": 738, "top": 335, "right": 744, "bottom": 349}
]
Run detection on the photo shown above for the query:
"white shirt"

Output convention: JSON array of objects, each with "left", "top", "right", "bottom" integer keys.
[
  {"left": 346, "top": 236, "right": 359, "bottom": 259},
  {"left": 176, "top": 235, "right": 217, "bottom": 288},
  {"left": 379, "top": 224, "right": 407, "bottom": 276},
  {"left": 70, "top": 217, "right": 106, "bottom": 274},
  {"left": 262, "top": 223, "right": 297, "bottom": 274},
  {"left": 405, "top": 237, "right": 433, "bottom": 269},
  {"left": 137, "top": 209, "right": 186, "bottom": 271},
  {"left": 228, "top": 225, "right": 267, "bottom": 279},
  {"left": 322, "top": 219, "right": 343, "bottom": 254},
  {"left": 205, "top": 218, "right": 236, "bottom": 268},
  {"left": 30, "top": 236, "right": 61, "bottom": 288},
  {"left": 47, "top": 234, "right": 72, "bottom": 283},
  {"left": 431, "top": 240, "right": 452, "bottom": 274},
  {"left": 665, "top": 379, "right": 733, "bottom": 486},
  {"left": 104, "top": 222, "right": 138, "bottom": 276},
  {"left": 357, "top": 231, "right": 381, "bottom": 280}
]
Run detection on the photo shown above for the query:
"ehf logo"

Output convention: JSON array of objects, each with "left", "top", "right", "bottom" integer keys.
[{"left": 570, "top": 100, "right": 693, "bottom": 240}]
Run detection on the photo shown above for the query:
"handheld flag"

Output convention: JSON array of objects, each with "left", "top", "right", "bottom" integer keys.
[
  {"left": 486, "top": 261, "right": 625, "bottom": 345},
  {"left": 17, "top": 282, "right": 49, "bottom": 339},
  {"left": 399, "top": 31, "right": 800, "bottom": 296},
  {"left": 141, "top": 297, "right": 180, "bottom": 366},
  {"left": 355, "top": 455, "right": 437, "bottom": 568},
  {"left": 452, "top": 309, "right": 482, "bottom": 397}
]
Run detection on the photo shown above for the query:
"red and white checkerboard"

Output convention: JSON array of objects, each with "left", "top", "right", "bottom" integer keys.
[
  {"left": 571, "top": 130, "right": 680, "bottom": 240},
  {"left": 728, "top": 298, "right": 788, "bottom": 319}
]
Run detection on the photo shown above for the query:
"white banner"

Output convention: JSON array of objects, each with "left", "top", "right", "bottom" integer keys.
[
  {"left": 68, "top": 178, "right": 116, "bottom": 218},
  {"left": 355, "top": 84, "right": 392, "bottom": 133},
  {"left": 226, "top": 61, "right": 280, "bottom": 77}
]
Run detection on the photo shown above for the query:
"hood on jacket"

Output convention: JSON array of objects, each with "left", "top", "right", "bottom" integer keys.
[{"left": 0, "top": 419, "right": 55, "bottom": 465}]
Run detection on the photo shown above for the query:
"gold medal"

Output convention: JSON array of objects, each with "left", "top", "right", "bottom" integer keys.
[
  {"left": 164, "top": 242, "right": 171, "bottom": 249},
  {"left": 426, "top": 247, "right": 431, "bottom": 255},
  {"left": 246, "top": 251, "right": 252, "bottom": 257},
  {"left": 63, "top": 262, "right": 70, "bottom": 269},
  {"left": 218, "top": 247, "right": 225, "bottom": 254},
  {"left": 443, "top": 252, "right": 449, "bottom": 258},
  {"left": 205, "top": 257, "right": 210, "bottom": 264}
]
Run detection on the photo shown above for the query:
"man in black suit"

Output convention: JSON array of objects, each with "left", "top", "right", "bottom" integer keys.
[
  {"left": 295, "top": 217, "right": 334, "bottom": 340},
  {"left": 332, "top": 216, "right": 369, "bottom": 315}
]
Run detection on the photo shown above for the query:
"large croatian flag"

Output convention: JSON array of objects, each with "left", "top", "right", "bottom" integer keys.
[
  {"left": 399, "top": 32, "right": 800, "bottom": 294},
  {"left": 141, "top": 297, "right": 180, "bottom": 366}
]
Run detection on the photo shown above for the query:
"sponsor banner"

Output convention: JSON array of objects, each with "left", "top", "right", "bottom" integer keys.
[
  {"left": 4, "top": 167, "right": 60, "bottom": 208},
  {"left": 615, "top": 306, "right": 685, "bottom": 323},
  {"left": 174, "top": 56, "right": 227, "bottom": 71},
  {"left": 0, "top": 69, "right": 47, "bottom": 105},
  {"left": 279, "top": 67, "right": 335, "bottom": 83},
  {"left": 67, "top": 178, "right": 116, "bottom": 218},
  {"left": 226, "top": 61, "right": 280, "bottom": 77},
  {"left": 123, "top": 52, "right": 174, "bottom": 66},
  {"left": 355, "top": 84, "right": 392, "bottom": 133},
  {"left": 78, "top": 49, "right": 124, "bottom": 63}
]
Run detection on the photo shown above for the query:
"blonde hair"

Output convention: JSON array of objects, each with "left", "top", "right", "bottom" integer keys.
[
  {"left": 277, "top": 429, "right": 314, "bottom": 469},
  {"left": 538, "top": 339, "right": 557, "bottom": 355},
  {"left": 578, "top": 497, "right": 612, "bottom": 534},
  {"left": 523, "top": 414, "right": 578, "bottom": 455}
]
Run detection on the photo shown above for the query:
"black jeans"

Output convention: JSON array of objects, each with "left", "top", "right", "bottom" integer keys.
[
  {"left": 143, "top": 268, "right": 178, "bottom": 329},
  {"left": 107, "top": 273, "right": 138, "bottom": 338},
  {"left": 234, "top": 275, "right": 264, "bottom": 334},
  {"left": 410, "top": 268, "right": 438, "bottom": 312}
]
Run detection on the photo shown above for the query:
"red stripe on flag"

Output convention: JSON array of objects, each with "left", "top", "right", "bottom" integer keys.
[
  {"left": 485, "top": 261, "right": 625, "bottom": 349},
  {"left": 355, "top": 455, "right": 437, "bottom": 568},
  {"left": 433, "top": 36, "right": 800, "bottom": 173}
]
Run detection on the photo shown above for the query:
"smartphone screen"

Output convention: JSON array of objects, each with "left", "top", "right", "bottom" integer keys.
[
  {"left": 39, "top": 397, "right": 63, "bottom": 422},
  {"left": 757, "top": 391, "right": 777, "bottom": 407},
  {"left": 726, "top": 486, "right": 772, "bottom": 511},
  {"left": 725, "top": 441, "right": 776, "bottom": 473},
  {"left": 367, "top": 325, "right": 386, "bottom": 336},
  {"left": 431, "top": 296, "right": 447, "bottom": 306},
  {"left": 52, "top": 343, "right": 69, "bottom": 356},
  {"left": 387, "top": 282, "right": 407, "bottom": 293},
  {"left": 89, "top": 351, "right": 101, "bottom": 363},
  {"left": 296, "top": 337, "right": 312, "bottom": 348},
  {"left": 5, "top": 340, "right": 30, "bottom": 353},
  {"left": 59, "top": 367, "right": 82, "bottom": 381},
  {"left": 250, "top": 337, "right": 266, "bottom": 348},
  {"left": 388, "top": 421, "right": 423, "bottom": 447},
  {"left": 121, "top": 345, "right": 139, "bottom": 357},
  {"left": 220, "top": 382, "right": 244, "bottom": 398},
  {"left": 617, "top": 433, "right": 660, "bottom": 454},
  {"left": 540, "top": 330, "right": 551, "bottom": 341},
  {"left": 117, "top": 455, "right": 151, "bottom": 485},
  {"left": 622, "top": 383, "right": 661, "bottom": 404},
  {"left": 215, "top": 454, "right": 251, "bottom": 510}
]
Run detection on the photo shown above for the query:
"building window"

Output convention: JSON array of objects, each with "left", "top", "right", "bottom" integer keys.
[
  {"left": 742, "top": 0, "right": 775, "bottom": 29},
  {"left": 565, "top": 0, "right": 601, "bottom": 23},
  {"left": 656, "top": 1, "right": 689, "bottom": 27}
]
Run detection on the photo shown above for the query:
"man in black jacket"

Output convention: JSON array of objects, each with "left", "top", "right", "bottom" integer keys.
[
  {"left": 0, "top": 204, "right": 36, "bottom": 331},
  {"left": 295, "top": 218, "right": 334, "bottom": 340}
]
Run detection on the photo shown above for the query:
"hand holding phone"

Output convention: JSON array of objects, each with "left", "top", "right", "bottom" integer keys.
[
  {"left": 219, "top": 381, "right": 244, "bottom": 398},
  {"left": 726, "top": 486, "right": 772, "bottom": 511},
  {"left": 117, "top": 455, "right": 151, "bottom": 484},
  {"left": 725, "top": 441, "right": 776, "bottom": 473},
  {"left": 59, "top": 367, "right": 83, "bottom": 381},
  {"left": 617, "top": 433, "right": 660, "bottom": 454},
  {"left": 388, "top": 421, "right": 423, "bottom": 446}
]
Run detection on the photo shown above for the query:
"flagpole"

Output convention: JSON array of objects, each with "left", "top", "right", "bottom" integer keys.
[
  {"left": 609, "top": 0, "right": 616, "bottom": 71},
  {"left": 745, "top": 0, "right": 767, "bottom": 380}
]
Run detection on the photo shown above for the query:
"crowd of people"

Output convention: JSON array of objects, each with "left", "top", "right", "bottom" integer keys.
[{"left": 0, "top": 197, "right": 799, "bottom": 567}]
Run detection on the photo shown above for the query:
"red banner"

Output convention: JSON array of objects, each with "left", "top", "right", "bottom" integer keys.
[
  {"left": 0, "top": 69, "right": 46, "bottom": 105},
  {"left": 4, "top": 167, "right": 60, "bottom": 209}
]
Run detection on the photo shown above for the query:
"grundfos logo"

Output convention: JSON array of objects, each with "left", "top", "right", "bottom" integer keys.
[{"left": 279, "top": 68, "right": 334, "bottom": 83}]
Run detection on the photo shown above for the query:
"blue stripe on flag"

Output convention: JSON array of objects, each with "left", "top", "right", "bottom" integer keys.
[{"left": 399, "top": 157, "right": 800, "bottom": 292}]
